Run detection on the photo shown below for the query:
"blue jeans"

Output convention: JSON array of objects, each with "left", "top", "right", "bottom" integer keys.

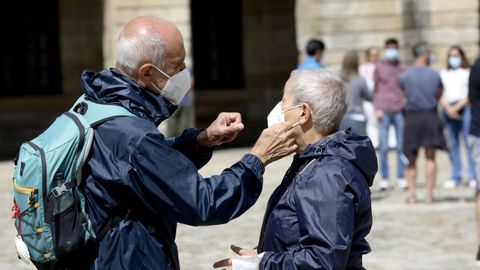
[
  {"left": 442, "top": 106, "right": 476, "bottom": 181},
  {"left": 379, "top": 111, "right": 405, "bottom": 180}
]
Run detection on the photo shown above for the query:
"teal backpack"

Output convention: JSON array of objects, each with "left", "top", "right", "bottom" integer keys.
[{"left": 11, "top": 95, "right": 135, "bottom": 266}]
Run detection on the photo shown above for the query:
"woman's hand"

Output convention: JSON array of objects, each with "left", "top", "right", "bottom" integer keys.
[{"left": 213, "top": 245, "right": 258, "bottom": 269}]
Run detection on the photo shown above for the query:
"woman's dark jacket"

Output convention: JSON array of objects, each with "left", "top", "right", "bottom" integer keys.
[{"left": 258, "top": 129, "right": 377, "bottom": 270}]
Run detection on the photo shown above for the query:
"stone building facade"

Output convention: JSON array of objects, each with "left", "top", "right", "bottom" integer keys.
[{"left": 0, "top": 0, "right": 478, "bottom": 158}]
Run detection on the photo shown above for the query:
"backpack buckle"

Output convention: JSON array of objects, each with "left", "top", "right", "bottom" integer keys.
[{"left": 52, "top": 184, "right": 69, "bottom": 197}]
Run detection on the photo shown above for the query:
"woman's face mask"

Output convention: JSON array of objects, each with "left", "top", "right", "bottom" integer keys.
[
  {"left": 448, "top": 56, "right": 462, "bottom": 69},
  {"left": 150, "top": 65, "right": 191, "bottom": 105},
  {"left": 267, "top": 102, "right": 302, "bottom": 127}
]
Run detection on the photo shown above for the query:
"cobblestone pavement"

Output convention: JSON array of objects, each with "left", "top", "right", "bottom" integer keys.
[{"left": 1, "top": 147, "right": 479, "bottom": 269}]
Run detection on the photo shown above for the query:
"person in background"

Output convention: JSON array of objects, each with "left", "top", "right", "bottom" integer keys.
[
  {"left": 340, "top": 51, "right": 372, "bottom": 135},
  {"left": 440, "top": 45, "right": 476, "bottom": 189},
  {"left": 359, "top": 46, "right": 380, "bottom": 148},
  {"left": 468, "top": 56, "right": 480, "bottom": 263},
  {"left": 297, "top": 39, "right": 325, "bottom": 69},
  {"left": 373, "top": 38, "right": 407, "bottom": 191},
  {"left": 399, "top": 42, "right": 445, "bottom": 203}
]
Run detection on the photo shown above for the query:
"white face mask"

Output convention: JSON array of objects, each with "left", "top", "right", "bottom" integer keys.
[
  {"left": 150, "top": 65, "right": 191, "bottom": 105},
  {"left": 267, "top": 102, "right": 302, "bottom": 127}
]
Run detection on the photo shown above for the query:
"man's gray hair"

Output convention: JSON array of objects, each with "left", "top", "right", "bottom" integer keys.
[
  {"left": 116, "top": 25, "right": 166, "bottom": 76},
  {"left": 289, "top": 68, "right": 347, "bottom": 134},
  {"left": 412, "top": 41, "right": 428, "bottom": 59}
]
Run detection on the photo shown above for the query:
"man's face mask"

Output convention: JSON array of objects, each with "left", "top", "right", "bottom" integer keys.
[
  {"left": 384, "top": 48, "right": 399, "bottom": 61},
  {"left": 267, "top": 102, "right": 302, "bottom": 127},
  {"left": 150, "top": 65, "right": 191, "bottom": 105}
]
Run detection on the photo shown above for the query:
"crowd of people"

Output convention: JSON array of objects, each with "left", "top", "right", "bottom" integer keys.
[{"left": 300, "top": 37, "right": 478, "bottom": 201}]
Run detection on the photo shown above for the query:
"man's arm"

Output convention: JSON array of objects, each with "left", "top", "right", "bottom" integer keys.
[
  {"left": 126, "top": 122, "right": 297, "bottom": 226},
  {"left": 165, "top": 112, "right": 245, "bottom": 169},
  {"left": 166, "top": 128, "right": 213, "bottom": 169},
  {"left": 131, "top": 132, "right": 265, "bottom": 226}
]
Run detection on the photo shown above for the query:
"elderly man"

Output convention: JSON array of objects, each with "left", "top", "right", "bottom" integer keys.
[
  {"left": 215, "top": 68, "right": 377, "bottom": 269},
  {"left": 45, "top": 16, "right": 297, "bottom": 270}
]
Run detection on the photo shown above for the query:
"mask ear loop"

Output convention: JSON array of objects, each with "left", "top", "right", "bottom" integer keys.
[
  {"left": 150, "top": 64, "right": 171, "bottom": 79},
  {"left": 286, "top": 104, "right": 304, "bottom": 128},
  {"left": 149, "top": 64, "right": 171, "bottom": 93}
]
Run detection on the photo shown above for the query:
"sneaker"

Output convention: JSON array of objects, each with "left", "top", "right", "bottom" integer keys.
[
  {"left": 443, "top": 180, "right": 459, "bottom": 189},
  {"left": 379, "top": 180, "right": 390, "bottom": 191},
  {"left": 469, "top": 179, "right": 478, "bottom": 189},
  {"left": 396, "top": 178, "right": 408, "bottom": 190}
]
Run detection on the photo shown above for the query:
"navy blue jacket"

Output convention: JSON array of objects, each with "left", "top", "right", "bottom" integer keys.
[
  {"left": 258, "top": 129, "right": 377, "bottom": 270},
  {"left": 78, "top": 69, "right": 265, "bottom": 270}
]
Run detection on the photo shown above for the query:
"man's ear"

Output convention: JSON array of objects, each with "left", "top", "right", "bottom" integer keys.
[{"left": 137, "top": 63, "right": 153, "bottom": 87}]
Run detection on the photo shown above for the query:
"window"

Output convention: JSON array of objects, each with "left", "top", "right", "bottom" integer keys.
[
  {"left": 190, "top": 0, "right": 244, "bottom": 90},
  {"left": 0, "top": 0, "right": 61, "bottom": 96}
]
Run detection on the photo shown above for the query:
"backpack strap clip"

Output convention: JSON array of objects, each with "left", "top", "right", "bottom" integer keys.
[{"left": 51, "top": 182, "right": 74, "bottom": 197}]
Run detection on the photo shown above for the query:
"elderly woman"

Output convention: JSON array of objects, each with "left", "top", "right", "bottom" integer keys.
[{"left": 215, "top": 68, "right": 377, "bottom": 270}]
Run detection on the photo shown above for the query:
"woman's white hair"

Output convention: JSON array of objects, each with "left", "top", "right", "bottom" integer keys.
[
  {"left": 289, "top": 68, "right": 347, "bottom": 134},
  {"left": 116, "top": 21, "right": 166, "bottom": 76}
]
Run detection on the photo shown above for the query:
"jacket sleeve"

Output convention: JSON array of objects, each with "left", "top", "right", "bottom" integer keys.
[
  {"left": 164, "top": 128, "right": 213, "bottom": 169},
  {"left": 260, "top": 163, "right": 356, "bottom": 270},
  {"left": 127, "top": 131, "right": 265, "bottom": 226}
]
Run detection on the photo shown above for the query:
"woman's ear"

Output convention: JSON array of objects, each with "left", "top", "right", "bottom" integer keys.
[{"left": 299, "top": 103, "right": 311, "bottom": 124}]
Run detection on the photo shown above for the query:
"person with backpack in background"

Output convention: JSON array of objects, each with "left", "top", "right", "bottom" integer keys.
[{"left": 12, "top": 16, "right": 298, "bottom": 270}]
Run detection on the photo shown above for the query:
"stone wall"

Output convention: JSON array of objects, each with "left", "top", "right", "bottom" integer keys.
[
  {"left": 103, "top": 0, "right": 192, "bottom": 69},
  {"left": 0, "top": 0, "right": 104, "bottom": 159}
]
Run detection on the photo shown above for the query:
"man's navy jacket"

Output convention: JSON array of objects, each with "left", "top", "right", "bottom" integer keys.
[
  {"left": 258, "top": 129, "right": 377, "bottom": 269},
  {"left": 77, "top": 69, "right": 264, "bottom": 270}
]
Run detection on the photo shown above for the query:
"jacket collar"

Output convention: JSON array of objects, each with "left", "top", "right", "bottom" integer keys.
[
  {"left": 81, "top": 68, "right": 177, "bottom": 126},
  {"left": 296, "top": 128, "right": 377, "bottom": 186}
]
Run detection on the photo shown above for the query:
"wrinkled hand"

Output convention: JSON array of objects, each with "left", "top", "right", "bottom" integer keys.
[
  {"left": 213, "top": 245, "right": 258, "bottom": 269},
  {"left": 250, "top": 122, "right": 298, "bottom": 166},
  {"left": 197, "top": 113, "right": 245, "bottom": 148}
]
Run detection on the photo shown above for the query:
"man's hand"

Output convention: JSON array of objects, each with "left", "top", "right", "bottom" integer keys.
[
  {"left": 197, "top": 113, "right": 245, "bottom": 148},
  {"left": 250, "top": 122, "right": 298, "bottom": 166},
  {"left": 213, "top": 245, "right": 258, "bottom": 269},
  {"left": 376, "top": 110, "right": 384, "bottom": 121}
]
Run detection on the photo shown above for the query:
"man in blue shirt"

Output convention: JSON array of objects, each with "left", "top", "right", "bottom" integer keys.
[
  {"left": 399, "top": 41, "right": 445, "bottom": 204},
  {"left": 297, "top": 39, "right": 325, "bottom": 69}
]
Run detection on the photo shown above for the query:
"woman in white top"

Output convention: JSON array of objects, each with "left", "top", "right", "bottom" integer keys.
[
  {"left": 359, "top": 46, "right": 379, "bottom": 148},
  {"left": 440, "top": 45, "right": 476, "bottom": 188}
]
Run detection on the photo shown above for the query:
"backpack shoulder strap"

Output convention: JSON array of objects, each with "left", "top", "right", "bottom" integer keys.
[{"left": 70, "top": 94, "right": 136, "bottom": 127}]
